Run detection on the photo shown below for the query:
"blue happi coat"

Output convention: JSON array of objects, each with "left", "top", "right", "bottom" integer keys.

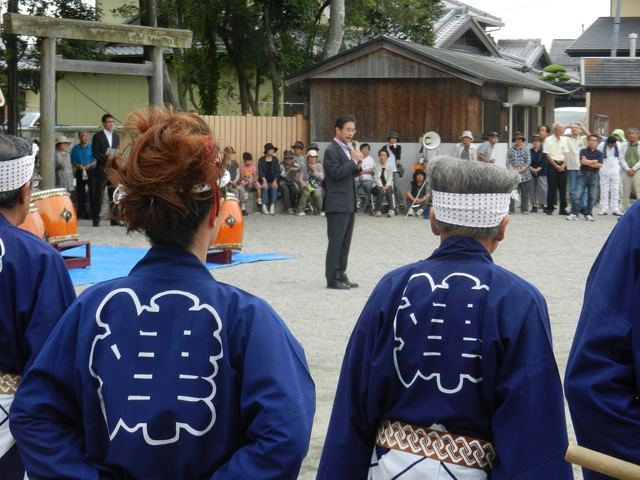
[
  {"left": 10, "top": 246, "right": 315, "bottom": 479},
  {"left": 317, "top": 236, "right": 572, "bottom": 479},
  {"left": 565, "top": 201, "right": 640, "bottom": 480},
  {"left": 0, "top": 213, "right": 76, "bottom": 479}
]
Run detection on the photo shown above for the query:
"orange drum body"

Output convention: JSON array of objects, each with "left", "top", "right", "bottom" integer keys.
[
  {"left": 209, "top": 194, "right": 244, "bottom": 253},
  {"left": 31, "top": 189, "right": 78, "bottom": 245},
  {"left": 18, "top": 204, "right": 46, "bottom": 240}
]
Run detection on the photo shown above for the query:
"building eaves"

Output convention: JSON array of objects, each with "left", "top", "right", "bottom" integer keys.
[
  {"left": 566, "top": 17, "right": 640, "bottom": 57},
  {"left": 581, "top": 57, "right": 640, "bottom": 87},
  {"left": 285, "top": 36, "right": 566, "bottom": 94}
]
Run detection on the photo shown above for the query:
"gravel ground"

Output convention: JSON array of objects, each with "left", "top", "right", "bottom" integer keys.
[{"left": 73, "top": 203, "right": 624, "bottom": 479}]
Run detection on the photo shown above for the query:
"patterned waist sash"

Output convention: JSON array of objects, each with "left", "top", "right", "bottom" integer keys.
[
  {"left": 375, "top": 420, "right": 497, "bottom": 471},
  {"left": 0, "top": 373, "right": 21, "bottom": 395}
]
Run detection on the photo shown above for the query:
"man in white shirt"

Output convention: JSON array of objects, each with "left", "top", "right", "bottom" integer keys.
[
  {"left": 567, "top": 123, "right": 589, "bottom": 213},
  {"left": 544, "top": 122, "right": 569, "bottom": 215}
]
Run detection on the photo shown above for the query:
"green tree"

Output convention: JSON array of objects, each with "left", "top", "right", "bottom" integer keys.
[
  {"left": 345, "top": 0, "right": 444, "bottom": 46},
  {"left": 539, "top": 64, "right": 571, "bottom": 83}
]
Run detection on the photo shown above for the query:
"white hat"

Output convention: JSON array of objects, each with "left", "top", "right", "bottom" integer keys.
[
  {"left": 307, "top": 149, "right": 318, "bottom": 157},
  {"left": 460, "top": 131, "right": 474, "bottom": 141}
]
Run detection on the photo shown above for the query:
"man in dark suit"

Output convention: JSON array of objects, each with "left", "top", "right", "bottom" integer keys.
[
  {"left": 91, "top": 113, "right": 121, "bottom": 226},
  {"left": 324, "top": 114, "right": 363, "bottom": 290}
]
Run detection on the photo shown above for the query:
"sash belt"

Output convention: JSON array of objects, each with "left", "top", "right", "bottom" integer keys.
[{"left": 375, "top": 419, "right": 496, "bottom": 471}]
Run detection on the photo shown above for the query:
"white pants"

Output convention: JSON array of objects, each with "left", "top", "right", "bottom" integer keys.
[
  {"left": 369, "top": 448, "right": 487, "bottom": 480},
  {"left": 599, "top": 167, "right": 620, "bottom": 213},
  {"left": 620, "top": 167, "right": 640, "bottom": 211}
]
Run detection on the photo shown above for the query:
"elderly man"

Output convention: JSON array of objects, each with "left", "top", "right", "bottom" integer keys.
[
  {"left": 544, "top": 122, "right": 570, "bottom": 215},
  {"left": 317, "top": 156, "right": 573, "bottom": 479},
  {"left": 620, "top": 127, "right": 640, "bottom": 212},
  {"left": 477, "top": 131, "right": 499, "bottom": 163},
  {"left": 0, "top": 135, "right": 76, "bottom": 479}
]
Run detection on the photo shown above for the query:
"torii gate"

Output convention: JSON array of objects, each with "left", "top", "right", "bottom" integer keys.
[{"left": 3, "top": 13, "right": 193, "bottom": 190}]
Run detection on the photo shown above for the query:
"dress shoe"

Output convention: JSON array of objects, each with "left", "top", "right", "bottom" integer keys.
[
  {"left": 92, "top": 221, "right": 100, "bottom": 227},
  {"left": 559, "top": 209, "right": 569, "bottom": 216},
  {"left": 110, "top": 220, "right": 124, "bottom": 226},
  {"left": 341, "top": 275, "right": 359, "bottom": 288},
  {"left": 327, "top": 280, "right": 351, "bottom": 290},
  {"left": 530, "top": 207, "right": 537, "bottom": 213}
]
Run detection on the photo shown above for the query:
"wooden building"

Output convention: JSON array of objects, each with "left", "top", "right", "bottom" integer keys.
[
  {"left": 566, "top": 15, "right": 640, "bottom": 132},
  {"left": 285, "top": 36, "right": 565, "bottom": 144}
]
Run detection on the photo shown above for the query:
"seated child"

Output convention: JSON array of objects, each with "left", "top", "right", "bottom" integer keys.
[{"left": 240, "top": 152, "right": 262, "bottom": 206}]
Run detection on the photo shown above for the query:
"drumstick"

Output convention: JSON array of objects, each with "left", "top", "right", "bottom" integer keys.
[{"left": 566, "top": 444, "right": 640, "bottom": 480}]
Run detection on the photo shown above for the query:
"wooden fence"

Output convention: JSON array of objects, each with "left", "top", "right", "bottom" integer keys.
[{"left": 201, "top": 112, "right": 309, "bottom": 160}]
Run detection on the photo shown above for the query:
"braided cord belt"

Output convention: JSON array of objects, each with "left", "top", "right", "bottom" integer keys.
[
  {"left": 0, "top": 373, "right": 21, "bottom": 395},
  {"left": 375, "top": 419, "right": 497, "bottom": 470}
]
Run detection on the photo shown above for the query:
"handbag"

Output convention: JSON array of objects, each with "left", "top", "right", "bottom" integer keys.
[{"left": 397, "top": 162, "right": 405, "bottom": 178}]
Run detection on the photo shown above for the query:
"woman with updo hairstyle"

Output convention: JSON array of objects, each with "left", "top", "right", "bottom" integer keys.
[{"left": 10, "top": 107, "right": 316, "bottom": 480}]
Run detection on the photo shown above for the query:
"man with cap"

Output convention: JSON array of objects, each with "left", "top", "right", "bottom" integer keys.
[
  {"left": 317, "top": 156, "right": 572, "bottom": 480},
  {"left": 477, "top": 131, "right": 500, "bottom": 164},
  {"left": 296, "top": 148, "right": 325, "bottom": 215},
  {"left": 291, "top": 141, "right": 305, "bottom": 167},
  {"left": 0, "top": 135, "right": 76, "bottom": 479},
  {"left": 506, "top": 131, "right": 532, "bottom": 214},
  {"left": 452, "top": 131, "right": 478, "bottom": 161}
]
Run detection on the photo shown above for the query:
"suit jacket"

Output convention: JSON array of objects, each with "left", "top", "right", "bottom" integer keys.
[
  {"left": 92, "top": 130, "right": 120, "bottom": 178},
  {"left": 323, "top": 140, "right": 360, "bottom": 213}
]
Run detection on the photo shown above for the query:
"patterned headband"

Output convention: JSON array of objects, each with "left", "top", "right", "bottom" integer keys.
[
  {"left": 431, "top": 190, "right": 513, "bottom": 228},
  {"left": 0, "top": 154, "right": 36, "bottom": 192}
]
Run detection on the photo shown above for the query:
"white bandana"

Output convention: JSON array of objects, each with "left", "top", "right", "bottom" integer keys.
[
  {"left": 0, "top": 154, "right": 35, "bottom": 192},
  {"left": 431, "top": 190, "right": 512, "bottom": 228}
]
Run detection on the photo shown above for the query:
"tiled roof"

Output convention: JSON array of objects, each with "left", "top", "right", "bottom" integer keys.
[
  {"left": 582, "top": 57, "right": 640, "bottom": 87},
  {"left": 566, "top": 17, "right": 640, "bottom": 56},
  {"left": 549, "top": 39, "right": 580, "bottom": 67},
  {"left": 497, "top": 39, "right": 546, "bottom": 68}
]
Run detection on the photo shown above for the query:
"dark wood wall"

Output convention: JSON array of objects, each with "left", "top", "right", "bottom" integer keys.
[
  {"left": 590, "top": 89, "right": 640, "bottom": 131},
  {"left": 310, "top": 78, "right": 483, "bottom": 143}
]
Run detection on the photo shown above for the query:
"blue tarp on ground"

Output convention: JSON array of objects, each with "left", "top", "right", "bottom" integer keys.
[{"left": 65, "top": 245, "right": 293, "bottom": 286}]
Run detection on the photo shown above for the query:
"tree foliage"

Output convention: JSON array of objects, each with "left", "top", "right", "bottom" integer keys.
[
  {"left": 539, "top": 64, "right": 571, "bottom": 83},
  {"left": 345, "top": 0, "right": 444, "bottom": 46}
]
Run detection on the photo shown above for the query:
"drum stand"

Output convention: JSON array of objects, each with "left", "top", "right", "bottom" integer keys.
[
  {"left": 54, "top": 240, "right": 91, "bottom": 269},
  {"left": 206, "top": 250, "right": 232, "bottom": 265}
]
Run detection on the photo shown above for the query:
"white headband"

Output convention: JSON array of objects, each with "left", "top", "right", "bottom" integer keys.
[
  {"left": 0, "top": 154, "right": 36, "bottom": 192},
  {"left": 431, "top": 190, "right": 513, "bottom": 228}
]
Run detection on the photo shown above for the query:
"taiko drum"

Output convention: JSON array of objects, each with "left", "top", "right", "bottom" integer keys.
[
  {"left": 208, "top": 193, "right": 244, "bottom": 253},
  {"left": 30, "top": 188, "right": 78, "bottom": 244},
  {"left": 18, "top": 203, "right": 46, "bottom": 240}
]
